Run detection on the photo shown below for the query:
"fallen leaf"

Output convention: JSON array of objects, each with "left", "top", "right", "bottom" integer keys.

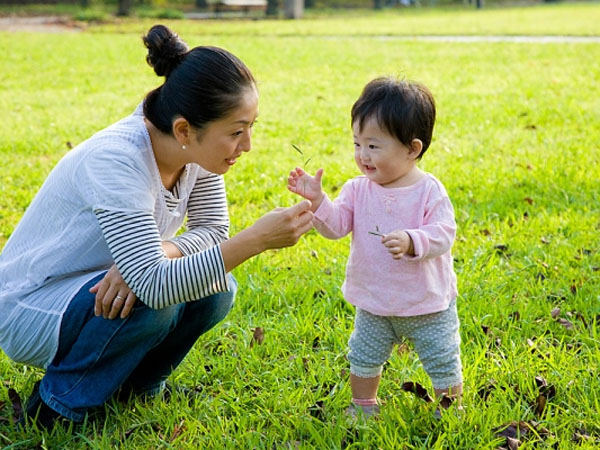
[
  {"left": 250, "top": 327, "right": 264, "bottom": 347},
  {"left": 570, "top": 284, "right": 578, "bottom": 294},
  {"left": 557, "top": 318, "right": 574, "bottom": 330},
  {"left": 540, "top": 236, "right": 550, "bottom": 244},
  {"left": 397, "top": 341, "right": 410, "bottom": 355},
  {"left": 481, "top": 324, "right": 490, "bottom": 335},
  {"left": 507, "top": 436, "right": 521, "bottom": 449},
  {"left": 8, "top": 388, "right": 23, "bottom": 424},
  {"left": 550, "top": 308, "right": 560, "bottom": 319},
  {"left": 533, "top": 376, "right": 557, "bottom": 414},
  {"left": 494, "top": 421, "right": 532, "bottom": 440},
  {"left": 524, "top": 197, "right": 534, "bottom": 205},
  {"left": 169, "top": 419, "right": 186, "bottom": 442},
  {"left": 535, "top": 394, "right": 547, "bottom": 416},
  {"left": 401, "top": 381, "right": 433, "bottom": 403},
  {"left": 310, "top": 250, "right": 318, "bottom": 258},
  {"left": 572, "top": 427, "right": 591, "bottom": 443}
]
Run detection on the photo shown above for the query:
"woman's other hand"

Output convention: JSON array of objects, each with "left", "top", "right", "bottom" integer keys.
[
  {"left": 90, "top": 264, "right": 137, "bottom": 319},
  {"left": 287, "top": 167, "right": 325, "bottom": 211}
]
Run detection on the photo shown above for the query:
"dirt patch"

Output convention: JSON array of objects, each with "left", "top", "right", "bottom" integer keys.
[{"left": 0, "top": 15, "right": 84, "bottom": 32}]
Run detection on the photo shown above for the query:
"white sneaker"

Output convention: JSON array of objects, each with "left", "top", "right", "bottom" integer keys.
[{"left": 345, "top": 403, "right": 380, "bottom": 419}]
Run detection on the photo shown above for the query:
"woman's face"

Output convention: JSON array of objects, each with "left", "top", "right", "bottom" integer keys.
[{"left": 189, "top": 87, "right": 259, "bottom": 174}]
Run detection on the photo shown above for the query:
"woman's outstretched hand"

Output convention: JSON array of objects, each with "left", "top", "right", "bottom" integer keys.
[
  {"left": 252, "top": 199, "right": 314, "bottom": 250},
  {"left": 90, "top": 264, "right": 137, "bottom": 320},
  {"left": 287, "top": 167, "right": 325, "bottom": 211},
  {"left": 220, "top": 200, "right": 314, "bottom": 273}
]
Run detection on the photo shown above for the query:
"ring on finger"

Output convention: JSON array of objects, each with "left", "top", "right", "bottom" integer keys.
[{"left": 115, "top": 295, "right": 124, "bottom": 301}]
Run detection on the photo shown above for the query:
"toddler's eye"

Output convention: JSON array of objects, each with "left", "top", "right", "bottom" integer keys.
[{"left": 368, "top": 144, "right": 377, "bottom": 150}]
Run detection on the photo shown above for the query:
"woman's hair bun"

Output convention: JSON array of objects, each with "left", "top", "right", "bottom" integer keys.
[{"left": 143, "top": 24, "right": 189, "bottom": 78}]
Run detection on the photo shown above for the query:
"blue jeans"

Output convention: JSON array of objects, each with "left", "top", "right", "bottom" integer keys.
[{"left": 39, "top": 273, "right": 236, "bottom": 422}]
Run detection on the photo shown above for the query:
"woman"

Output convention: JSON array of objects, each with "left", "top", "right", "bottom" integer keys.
[{"left": 0, "top": 24, "right": 313, "bottom": 429}]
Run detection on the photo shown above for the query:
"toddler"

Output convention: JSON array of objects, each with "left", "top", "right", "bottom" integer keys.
[{"left": 287, "top": 77, "right": 462, "bottom": 417}]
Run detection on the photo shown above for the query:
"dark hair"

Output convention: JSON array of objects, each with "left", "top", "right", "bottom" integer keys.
[
  {"left": 351, "top": 77, "right": 436, "bottom": 159},
  {"left": 142, "top": 24, "right": 256, "bottom": 134}
]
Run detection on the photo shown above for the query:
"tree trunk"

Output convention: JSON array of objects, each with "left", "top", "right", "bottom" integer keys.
[{"left": 117, "top": 0, "right": 132, "bottom": 16}]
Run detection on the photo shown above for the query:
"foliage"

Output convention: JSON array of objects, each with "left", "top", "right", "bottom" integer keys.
[
  {"left": 73, "top": 7, "right": 109, "bottom": 20},
  {"left": 1, "top": 4, "right": 600, "bottom": 448},
  {"left": 136, "top": 6, "right": 185, "bottom": 18}
]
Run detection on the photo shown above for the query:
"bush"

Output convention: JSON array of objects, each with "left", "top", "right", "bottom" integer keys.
[
  {"left": 137, "top": 7, "right": 184, "bottom": 18},
  {"left": 73, "top": 8, "right": 108, "bottom": 21}
]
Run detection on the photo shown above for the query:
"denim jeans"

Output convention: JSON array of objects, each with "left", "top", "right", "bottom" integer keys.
[{"left": 39, "top": 273, "right": 237, "bottom": 422}]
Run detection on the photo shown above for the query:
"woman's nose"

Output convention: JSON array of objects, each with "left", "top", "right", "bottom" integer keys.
[{"left": 239, "top": 130, "right": 252, "bottom": 152}]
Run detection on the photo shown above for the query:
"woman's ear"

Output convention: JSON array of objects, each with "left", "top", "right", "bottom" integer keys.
[
  {"left": 408, "top": 138, "right": 423, "bottom": 159},
  {"left": 172, "top": 117, "right": 190, "bottom": 146}
]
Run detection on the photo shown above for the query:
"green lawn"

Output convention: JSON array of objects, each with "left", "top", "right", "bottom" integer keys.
[{"left": 1, "top": 4, "right": 600, "bottom": 448}]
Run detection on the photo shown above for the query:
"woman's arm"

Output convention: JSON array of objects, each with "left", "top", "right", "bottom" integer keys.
[
  {"left": 166, "top": 173, "right": 229, "bottom": 255},
  {"left": 94, "top": 200, "right": 313, "bottom": 311}
]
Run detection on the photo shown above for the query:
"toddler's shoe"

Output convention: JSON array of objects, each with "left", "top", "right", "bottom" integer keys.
[{"left": 345, "top": 403, "right": 380, "bottom": 419}]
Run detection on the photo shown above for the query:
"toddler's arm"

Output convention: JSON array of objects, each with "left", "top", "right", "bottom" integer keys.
[
  {"left": 384, "top": 196, "right": 456, "bottom": 260},
  {"left": 287, "top": 167, "right": 325, "bottom": 212}
]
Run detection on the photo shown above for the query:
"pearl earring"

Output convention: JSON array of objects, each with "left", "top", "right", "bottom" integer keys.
[{"left": 182, "top": 145, "right": 187, "bottom": 150}]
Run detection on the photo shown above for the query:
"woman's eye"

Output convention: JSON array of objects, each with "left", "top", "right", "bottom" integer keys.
[{"left": 233, "top": 131, "right": 243, "bottom": 136}]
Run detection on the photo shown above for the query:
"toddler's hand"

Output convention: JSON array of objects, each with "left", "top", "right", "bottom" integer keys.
[
  {"left": 287, "top": 167, "right": 324, "bottom": 210},
  {"left": 382, "top": 230, "right": 414, "bottom": 259}
]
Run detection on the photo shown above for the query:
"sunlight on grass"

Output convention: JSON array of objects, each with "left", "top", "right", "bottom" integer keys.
[{"left": 1, "top": 6, "right": 600, "bottom": 448}]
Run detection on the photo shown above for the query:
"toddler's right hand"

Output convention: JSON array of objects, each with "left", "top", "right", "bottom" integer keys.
[{"left": 287, "top": 167, "right": 324, "bottom": 210}]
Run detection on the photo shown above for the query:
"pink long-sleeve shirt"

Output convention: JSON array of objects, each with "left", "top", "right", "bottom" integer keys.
[{"left": 314, "top": 173, "right": 458, "bottom": 317}]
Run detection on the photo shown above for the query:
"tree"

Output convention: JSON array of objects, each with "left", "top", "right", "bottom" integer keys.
[
  {"left": 117, "top": 0, "right": 132, "bottom": 16},
  {"left": 266, "top": 0, "right": 279, "bottom": 16}
]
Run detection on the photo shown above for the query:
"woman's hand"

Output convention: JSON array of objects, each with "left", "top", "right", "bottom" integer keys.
[
  {"left": 90, "top": 264, "right": 137, "bottom": 319},
  {"left": 252, "top": 200, "right": 315, "bottom": 250},
  {"left": 381, "top": 230, "right": 414, "bottom": 259},
  {"left": 287, "top": 167, "right": 325, "bottom": 211}
]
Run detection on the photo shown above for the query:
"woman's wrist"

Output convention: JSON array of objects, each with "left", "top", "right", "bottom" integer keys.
[{"left": 220, "top": 227, "right": 265, "bottom": 273}]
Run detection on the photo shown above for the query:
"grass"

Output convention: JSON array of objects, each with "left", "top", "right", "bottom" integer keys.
[
  {"left": 1, "top": 3, "right": 600, "bottom": 448},
  {"left": 84, "top": 2, "right": 600, "bottom": 36}
]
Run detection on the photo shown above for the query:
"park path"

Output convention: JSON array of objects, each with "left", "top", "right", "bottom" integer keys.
[{"left": 0, "top": 15, "right": 599, "bottom": 42}]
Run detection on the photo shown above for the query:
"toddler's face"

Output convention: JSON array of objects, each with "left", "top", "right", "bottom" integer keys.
[{"left": 352, "top": 118, "right": 416, "bottom": 188}]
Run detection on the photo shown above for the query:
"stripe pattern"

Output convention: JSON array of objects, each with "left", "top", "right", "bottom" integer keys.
[
  {"left": 167, "top": 174, "right": 229, "bottom": 255},
  {"left": 94, "top": 174, "right": 230, "bottom": 309}
]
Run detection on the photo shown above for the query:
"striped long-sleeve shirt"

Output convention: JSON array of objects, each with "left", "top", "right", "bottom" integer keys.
[
  {"left": 94, "top": 174, "right": 230, "bottom": 309},
  {"left": 0, "top": 104, "right": 231, "bottom": 368}
]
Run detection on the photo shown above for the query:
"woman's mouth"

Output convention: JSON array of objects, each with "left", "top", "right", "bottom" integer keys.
[{"left": 226, "top": 157, "right": 238, "bottom": 166}]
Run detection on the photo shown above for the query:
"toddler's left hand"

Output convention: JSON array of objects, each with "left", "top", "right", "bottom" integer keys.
[{"left": 382, "top": 231, "right": 413, "bottom": 259}]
